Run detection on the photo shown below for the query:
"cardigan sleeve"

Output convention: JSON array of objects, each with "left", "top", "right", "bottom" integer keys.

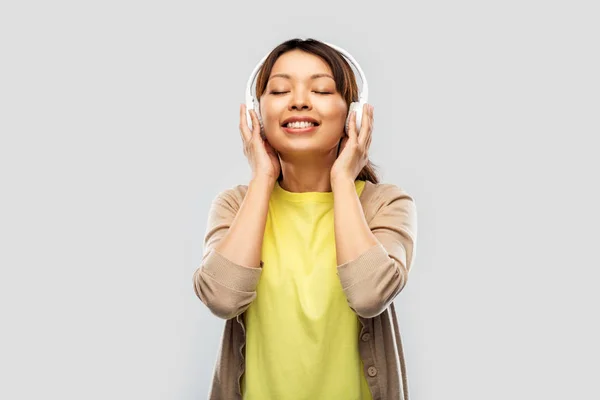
[
  {"left": 337, "top": 184, "right": 418, "bottom": 318},
  {"left": 192, "top": 187, "right": 263, "bottom": 320}
]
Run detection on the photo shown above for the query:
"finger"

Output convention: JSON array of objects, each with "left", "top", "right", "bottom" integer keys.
[
  {"left": 365, "top": 108, "right": 372, "bottom": 147},
  {"left": 358, "top": 104, "right": 372, "bottom": 147},
  {"left": 249, "top": 109, "right": 261, "bottom": 139},
  {"left": 239, "top": 104, "right": 252, "bottom": 142},
  {"left": 370, "top": 105, "right": 375, "bottom": 130},
  {"left": 347, "top": 110, "right": 358, "bottom": 141},
  {"left": 367, "top": 105, "right": 374, "bottom": 143}
]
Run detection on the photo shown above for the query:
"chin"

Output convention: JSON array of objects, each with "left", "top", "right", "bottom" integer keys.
[
  {"left": 266, "top": 126, "right": 341, "bottom": 153},
  {"left": 275, "top": 140, "right": 340, "bottom": 156}
]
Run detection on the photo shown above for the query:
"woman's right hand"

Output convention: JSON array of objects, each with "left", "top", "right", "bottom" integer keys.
[{"left": 239, "top": 104, "right": 281, "bottom": 183}]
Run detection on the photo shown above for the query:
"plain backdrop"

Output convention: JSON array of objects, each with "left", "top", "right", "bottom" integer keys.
[{"left": 1, "top": 0, "right": 598, "bottom": 399}]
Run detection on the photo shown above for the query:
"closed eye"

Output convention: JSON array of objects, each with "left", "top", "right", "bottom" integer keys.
[{"left": 269, "top": 91, "right": 332, "bottom": 95}]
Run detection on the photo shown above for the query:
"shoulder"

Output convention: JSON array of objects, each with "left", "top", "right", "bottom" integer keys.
[
  {"left": 361, "top": 181, "right": 417, "bottom": 242},
  {"left": 361, "top": 180, "right": 415, "bottom": 208},
  {"left": 210, "top": 184, "right": 249, "bottom": 210}
]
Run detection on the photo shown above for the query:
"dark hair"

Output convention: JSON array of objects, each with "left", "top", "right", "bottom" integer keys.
[{"left": 254, "top": 38, "right": 380, "bottom": 184}]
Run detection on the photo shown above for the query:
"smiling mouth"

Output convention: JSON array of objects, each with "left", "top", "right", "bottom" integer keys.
[
  {"left": 282, "top": 121, "right": 320, "bottom": 129},
  {"left": 281, "top": 123, "right": 319, "bottom": 133}
]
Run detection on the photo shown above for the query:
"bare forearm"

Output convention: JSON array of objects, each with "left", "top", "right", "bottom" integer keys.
[
  {"left": 332, "top": 177, "right": 378, "bottom": 264},
  {"left": 214, "top": 176, "right": 274, "bottom": 268}
]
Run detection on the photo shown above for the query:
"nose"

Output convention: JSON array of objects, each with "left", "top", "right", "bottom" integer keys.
[{"left": 288, "top": 90, "right": 312, "bottom": 111}]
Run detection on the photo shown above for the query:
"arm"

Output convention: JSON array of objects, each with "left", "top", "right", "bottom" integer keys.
[
  {"left": 332, "top": 179, "right": 418, "bottom": 318},
  {"left": 192, "top": 176, "right": 274, "bottom": 319}
]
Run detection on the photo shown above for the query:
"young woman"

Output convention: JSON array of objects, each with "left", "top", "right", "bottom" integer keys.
[{"left": 193, "top": 38, "right": 418, "bottom": 400}]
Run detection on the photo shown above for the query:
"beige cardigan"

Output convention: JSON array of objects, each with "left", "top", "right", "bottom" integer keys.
[{"left": 193, "top": 180, "right": 418, "bottom": 400}]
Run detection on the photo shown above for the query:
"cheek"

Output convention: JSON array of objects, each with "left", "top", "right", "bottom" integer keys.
[
  {"left": 326, "top": 98, "right": 349, "bottom": 118},
  {"left": 323, "top": 102, "right": 349, "bottom": 127},
  {"left": 260, "top": 100, "right": 285, "bottom": 125}
]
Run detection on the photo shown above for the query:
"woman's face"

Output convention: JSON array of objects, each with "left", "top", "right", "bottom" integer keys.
[{"left": 259, "top": 49, "right": 348, "bottom": 156}]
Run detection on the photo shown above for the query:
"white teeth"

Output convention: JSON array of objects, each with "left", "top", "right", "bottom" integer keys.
[{"left": 285, "top": 121, "right": 315, "bottom": 128}]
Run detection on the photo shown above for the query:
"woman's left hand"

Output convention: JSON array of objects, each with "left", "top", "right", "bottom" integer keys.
[{"left": 330, "top": 103, "right": 374, "bottom": 184}]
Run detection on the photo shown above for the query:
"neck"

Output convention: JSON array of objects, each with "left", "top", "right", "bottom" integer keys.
[{"left": 278, "top": 152, "right": 338, "bottom": 193}]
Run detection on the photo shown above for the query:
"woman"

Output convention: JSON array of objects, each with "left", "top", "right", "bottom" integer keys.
[{"left": 193, "top": 38, "right": 418, "bottom": 400}]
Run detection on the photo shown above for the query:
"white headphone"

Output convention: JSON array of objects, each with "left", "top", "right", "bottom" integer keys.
[{"left": 245, "top": 41, "right": 369, "bottom": 138}]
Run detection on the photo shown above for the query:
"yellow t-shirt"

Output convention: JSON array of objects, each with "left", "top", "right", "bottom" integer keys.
[{"left": 241, "top": 179, "right": 372, "bottom": 400}]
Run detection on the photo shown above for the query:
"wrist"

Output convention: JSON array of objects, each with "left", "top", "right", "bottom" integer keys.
[
  {"left": 250, "top": 175, "right": 276, "bottom": 190},
  {"left": 330, "top": 174, "right": 355, "bottom": 191}
]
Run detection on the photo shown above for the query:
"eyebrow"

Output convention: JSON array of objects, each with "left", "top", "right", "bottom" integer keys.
[{"left": 269, "top": 73, "right": 334, "bottom": 80}]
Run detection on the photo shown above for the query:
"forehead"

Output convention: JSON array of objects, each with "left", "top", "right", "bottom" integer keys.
[{"left": 269, "top": 50, "right": 333, "bottom": 80}]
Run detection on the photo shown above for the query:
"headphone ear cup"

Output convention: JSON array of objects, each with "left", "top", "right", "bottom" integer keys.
[{"left": 345, "top": 102, "right": 364, "bottom": 134}]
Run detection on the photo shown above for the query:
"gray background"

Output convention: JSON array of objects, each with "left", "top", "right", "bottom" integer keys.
[{"left": 1, "top": 0, "right": 598, "bottom": 399}]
